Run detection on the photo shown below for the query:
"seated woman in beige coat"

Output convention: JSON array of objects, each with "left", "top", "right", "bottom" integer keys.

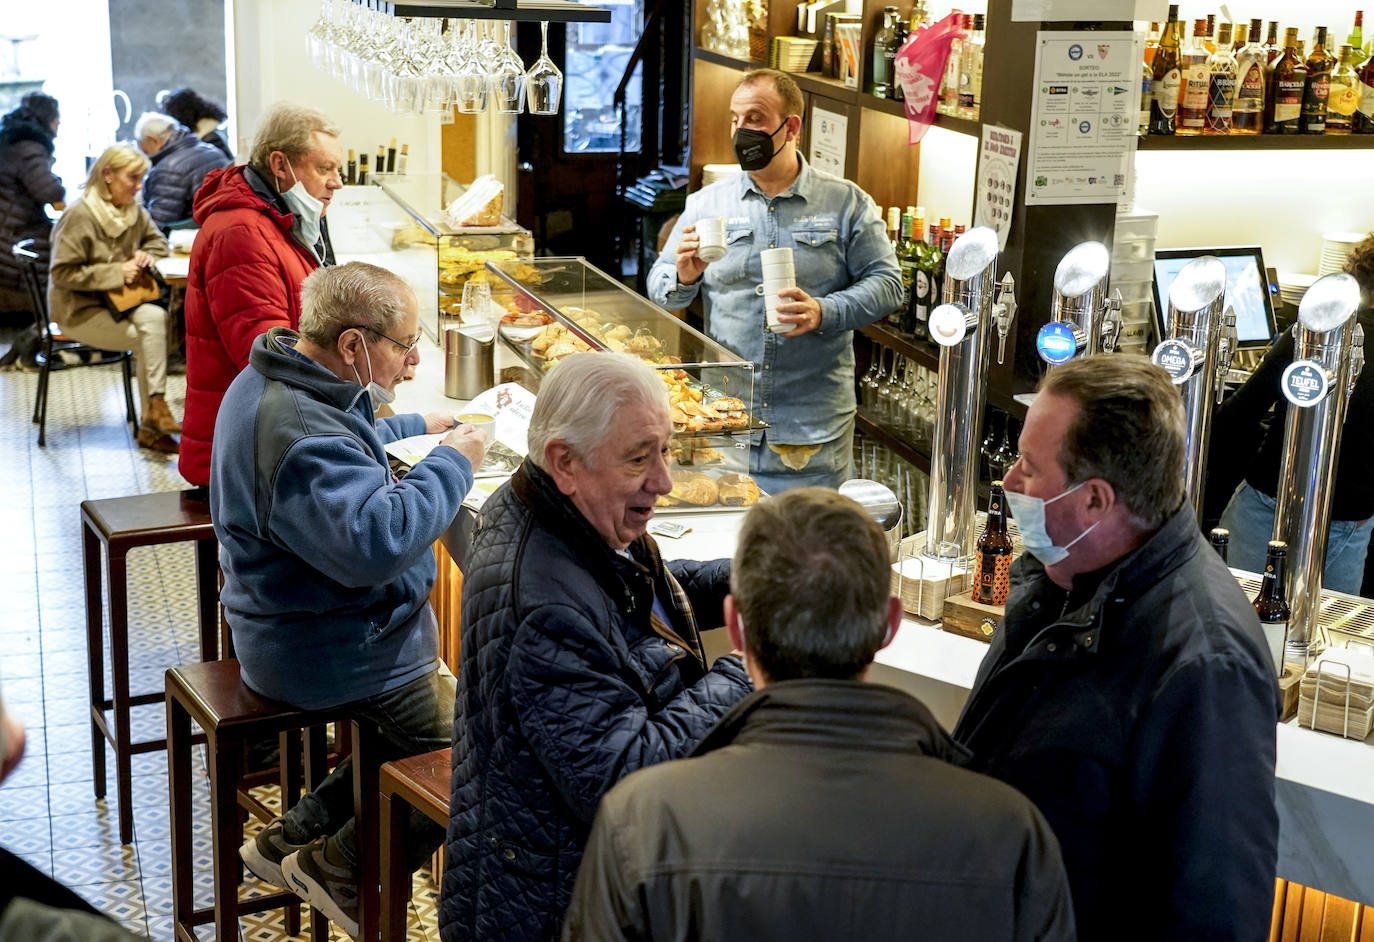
[{"left": 49, "top": 144, "right": 179, "bottom": 453}]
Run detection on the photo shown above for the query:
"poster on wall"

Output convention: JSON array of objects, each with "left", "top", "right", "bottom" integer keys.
[
  {"left": 808, "top": 106, "right": 848, "bottom": 176},
  {"left": 1025, "top": 30, "right": 1135, "bottom": 205},
  {"left": 975, "top": 125, "right": 1023, "bottom": 250}
]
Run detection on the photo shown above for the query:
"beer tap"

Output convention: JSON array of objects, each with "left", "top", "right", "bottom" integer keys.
[
  {"left": 1150, "top": 255, "right": 1228, "bottom": 516},
  {"left": 1214, "top": 306, "right": 1238, "bottom": 404},
  {"left": 992, "top": 272, "right": 1017, "bottom": 365},
  {"left": 1036, "top": 241, "right": 1117, "bottom": 366}
]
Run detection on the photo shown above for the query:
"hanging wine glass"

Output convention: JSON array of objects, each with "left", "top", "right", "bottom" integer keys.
[
  {"left": 490, "top": 21, "right": 526, "bottom": 114},
  {"left": 454, "top": 21, "right": 491, "bottom": 114},
  {"left": 305, "top": 0, "right": 332, "bottom": 70},
  {"left": 525, "top": 21, "right": 563, "bottom": 115}
]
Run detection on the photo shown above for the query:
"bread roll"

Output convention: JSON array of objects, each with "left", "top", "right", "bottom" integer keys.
[{"left": 717, "top": 473, "right": 760, "bottom": 506}]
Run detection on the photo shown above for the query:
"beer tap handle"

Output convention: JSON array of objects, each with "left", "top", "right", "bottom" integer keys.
[
  {"left": 1349, "top": 323, "right": 1365, "bottom": 399},
  {"left": 992, "top": 272, "right": 1017, "bottom": 366},
  {"left": 1215, "top": 306, "right": 1237, "bottom": 404},
  {"left": 1100, "top": 290, "right": 1123, "bottom": 355}
]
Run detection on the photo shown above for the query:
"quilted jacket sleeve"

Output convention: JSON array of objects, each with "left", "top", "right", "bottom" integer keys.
[
  {"left": 508, "top": 607, "right": 751, "bottom": 825},
  {"left": 665, "top": 558, "right": 730, "bottom": 628},
  {"left": 201, "top": 221, "right": 303, "bottom": 370}
]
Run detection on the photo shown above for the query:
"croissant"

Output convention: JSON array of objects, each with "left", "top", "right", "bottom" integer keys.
[{"left": 717, "top": 473, "right": 760, "bottom": 506}]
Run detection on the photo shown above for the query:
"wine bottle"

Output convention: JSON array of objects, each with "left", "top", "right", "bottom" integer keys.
[
  {"left": 1301, "top": 26, "right": 1337, "bottom": 132},
  {"left": 1150, "top": 5, "right": 1184, "bottom": 134}
]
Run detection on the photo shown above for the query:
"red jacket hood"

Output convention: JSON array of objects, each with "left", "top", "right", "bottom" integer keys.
[{"left": 192, "top": 164, "right": 294, "bottom": 234}]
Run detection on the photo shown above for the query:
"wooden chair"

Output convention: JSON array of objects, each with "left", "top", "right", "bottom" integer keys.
[
  {"left": 12, "top": 238, "right": 136, "bottom": 446},
  {"left": 376, "top": 748, "right": 450, "bottom": 942}
]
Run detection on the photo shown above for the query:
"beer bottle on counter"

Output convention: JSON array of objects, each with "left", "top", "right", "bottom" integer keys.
[
  {"left": 974, "top": 482, "right": 1014, "bottom": 606},
  {"left": 1209, "top": 527, "right": 1230, "bottom": 562},
  {"left": 1253, "top": 540, "right": 1291, "bottom": 677}
]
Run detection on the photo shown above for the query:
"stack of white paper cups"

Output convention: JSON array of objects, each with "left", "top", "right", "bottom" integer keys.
[
  {"left": 696, "top": 217, "right": 726, "bottom": 263},
  {"left": 760, "top": 246, "right": 796, "bottom": 333}
]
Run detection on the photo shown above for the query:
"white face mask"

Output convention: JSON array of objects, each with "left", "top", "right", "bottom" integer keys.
[
  {"left": 1003, "top": 481, "right": 1099, "bottom": 566},
  {"left": 279, "top": 161, "right": 323, "bottom": 250},
  {"left": 349, "top": 331, "right": 396, "bottom": 406}
]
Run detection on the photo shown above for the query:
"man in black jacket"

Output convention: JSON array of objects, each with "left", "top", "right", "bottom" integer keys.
[
  {"left": 135, "top": 112, "right": 230, "bottom": 233},
  {"left": 954, "top": 355, "right": 1280, "bottom": 941},
  {"left": 563, "top": 487, "right": 1075, "bottom": 942}
]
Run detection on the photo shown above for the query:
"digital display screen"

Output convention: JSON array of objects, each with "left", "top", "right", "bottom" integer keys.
[{"left": 1152, "top": 249, "right": 1276, "bottom": 347}]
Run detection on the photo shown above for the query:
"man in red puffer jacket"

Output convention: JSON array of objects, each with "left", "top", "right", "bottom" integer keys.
[{"left": 179, "top": 101, "right": 341, "bottom": 487}]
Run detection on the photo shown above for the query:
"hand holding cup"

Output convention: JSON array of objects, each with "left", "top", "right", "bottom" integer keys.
[{"left": 441, "top": 422, "right": 489, "bottom": 470}]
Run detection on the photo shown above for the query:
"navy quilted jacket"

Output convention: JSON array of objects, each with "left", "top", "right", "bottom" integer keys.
[
  {"left": 439, "top": 463, "right": 752, "bottom": 942},
  {"left": 144, "top": 125, "right": 230, "bottom": 232}
]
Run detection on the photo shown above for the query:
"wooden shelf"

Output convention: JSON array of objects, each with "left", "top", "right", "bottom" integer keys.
[
  {"left": 1137, "top": 132, "right": 1374, "bottom": 150},
  {"left": 855, "top": 413, "right": 931, "bottom": 473},
  {"left": 860, "top": 322, "right": 941, "bottom": 372},
  {"left": 859, "top": 92, "right": 983, "bottom": 137},
  {"left": 692, "top": 47, "right": 765, "bottom": 73}
]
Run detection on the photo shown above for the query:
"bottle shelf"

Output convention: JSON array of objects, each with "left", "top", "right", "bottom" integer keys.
[
  {"left": 860, "top": 92, "right": 982, "bottom": 136},
  {"left": 1137, "top": 132, "right": 1374, "bottom": 150},
  {"left": 860, "top": 322, "right": 942, "bottom": 372},
  {"left": 855, "top": 412, "right": 932, "bottom": 473}
]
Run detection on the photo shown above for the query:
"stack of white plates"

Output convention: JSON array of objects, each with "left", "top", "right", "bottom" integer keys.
[
  {"left": 701, "top": 163, "right": 741, "bottom": 187},
  {"left": 1277, "top": 272, "right": 1320, "bottom": 308},
  {"left": 1319, "top": 231, "right": 1367, "bottom": 275},
  {"left": 772, "top": 36, "right": 818, "bottom": 73}
]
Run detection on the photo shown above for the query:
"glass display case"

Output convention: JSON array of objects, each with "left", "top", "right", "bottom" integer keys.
[{"left": 485, "top": 256, "right": 764, "bottom": 510}]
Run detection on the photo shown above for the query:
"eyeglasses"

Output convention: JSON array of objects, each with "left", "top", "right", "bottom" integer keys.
[{"left": 351, "top": 325, "right": 422, "bottom": 355}]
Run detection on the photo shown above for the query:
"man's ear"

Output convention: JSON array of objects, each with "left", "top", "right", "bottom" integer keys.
[
  {"left": 337, "top": 327, "right": 363, "bottom": 368},
  {"left": 882, "top": 596, "right": 902, "bottom": 650},
  {"left": 786, "top": 114, "right": 802, "bottom": 144},
  {"left": 544, "top": 440, "right": 580, "bottom": 496},
  {"left": 1083, "top": 478, "right": 1117, "bottom": 521},
  {"left": 724, "top": 595, "right": 744, "bottom": 653}
]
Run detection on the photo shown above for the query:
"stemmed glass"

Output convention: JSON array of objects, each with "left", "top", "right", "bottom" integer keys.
[
  {"left": 860, "top": 348, "right": 884, "bottom": 415},
  {"left": 306, "top": 0, "right": 332, "bottom": 70},
  {"left": 877, "top": 353, "right": 903, "bottom": 430},
  {"left": 454, "top": 21, "right": 492, "bottom": 114},
  {"left": 994, "top": 418, "right": 1019, "bottom": 479},
  {"left": 525, "top": 21, "right": 563, "bottom": 115},
  {"left": 490, "top": 22, "right": 527, "bottom": 114}
]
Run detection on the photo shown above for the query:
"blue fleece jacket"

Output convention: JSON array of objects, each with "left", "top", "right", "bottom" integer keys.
[{"left": 210, "top": 327, "right": 474, "bottom": 709}]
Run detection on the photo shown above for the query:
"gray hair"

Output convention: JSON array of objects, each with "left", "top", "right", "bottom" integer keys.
[
  {"left": 249, "top": 102, "right": 340, "bottom": 172},
  {"left": 731, "top": 488, "right": 892, "bottom": 681},
  {"left": 527, "top": 353, "right": 669, "bottom": 470},
  {"left": 298, "top": 262, "right": 414, "bottom": 347},
  {"left": 134, "top": 112, "right": 175, "bottom": 142}
]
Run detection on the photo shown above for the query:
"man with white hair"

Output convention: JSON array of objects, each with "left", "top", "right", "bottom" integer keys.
[
  {"left": 440, "top": 352, "right": 753, "bottom": 942},
  {"left": 211, "top": 261, "right": 488, "bottom": 937},
  {"left": 134, "top": 111, "right": 229, "bottom": 232}
]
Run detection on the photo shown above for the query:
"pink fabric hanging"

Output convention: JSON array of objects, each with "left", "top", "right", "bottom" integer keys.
[{"left": 894, "top": 12, "right": 966, "bottom": 144}]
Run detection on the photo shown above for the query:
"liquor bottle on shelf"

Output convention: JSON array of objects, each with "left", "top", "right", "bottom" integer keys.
[
  {"left": 920, "top": 224, "right": 946, "bottom": 332},
  {"left": 886, "top": 206, "right": 900, "bottom": 247},
  {"left": 1232, "top": 21, "right": 1248, "bottom": 53},
  {"left": 974, "top": 482, "right": 1014, "bottom": 606},
  {"left": 1149, "top": 5, "right": 1184, "bottom": 134},
  {"left": 1177, "top": 19, "right": 1212, "bottom": 135},
  {"left": 887, "top": 20, "right": 909, "bottom": 100},
  {"left": 1264, "top": 21, "right": 1280, "bottom": 65},
  {"left": 1232, "top": 18, "right": 1267, "bottom": 134},
  {"left": 1354, "top": 50, "right": 1374, "bottom": 131},
  {"left": 1351, "top": 11, "right": 1368, "bottom": 67},
  {"left": 870, "top": 6, "right": 898, "bottom": 98},
  {"left": 1205, "top": 22, "right": 1237, "bottom": 133},
  {"left": 906, "top": 0, "right": 928, "bottom": 31},
  {"left": 908, "top": 216, "right": 929, "bottom": 340},
  {"left": 1204, "top": 14, "right": 1217, "bottom": 54},
  {"left": 1253, "top": 540, "right": 1293, "bottom": 676},
  {"left": 938, "top": 14, "right": 965, "bottom": 115},
  {"left": 1267, "top": 28, "right": 1307, "bottom": 134},
  {"left": 1145, "top": 21, "right": 1161, "bottom": 65},
  {"left": 1140, "top": 56, "right": 1153, "bottom": 135},
  {"left": 1209, "top": 527, "right": 1230, "bottom": 562},
  {"left": 1327, "top": 44, "right": 1360, "bottom": 133},
  {"left": 959, "top": 13, "right": 985, "bottom": 119},
  {"left": 893, "top": 210, "right": 918, "bottom": 331},
  {"left": 1302, "top": 26, "right": 1336, "bottom": 132}
]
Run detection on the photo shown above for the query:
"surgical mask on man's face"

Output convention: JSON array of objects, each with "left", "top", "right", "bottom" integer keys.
[
  {"left": 732, "top": 119, "right": 788, "bottom": 171},
  {"left": 279, "top": 161, "right": 323, "bottom": 249},
  {"left": 1003, "top": 481, "right": 1098, "bottom": 566},
  {"left": 350, "top": 332, "right": 396, "bottom": 406}
]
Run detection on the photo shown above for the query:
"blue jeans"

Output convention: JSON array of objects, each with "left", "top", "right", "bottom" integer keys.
[
  {"left": 748, "top": 420, "right": 855, "bottom": 494},
  {"left": 1217, "top": 482, "right": 1374, "bottom": 595},
  {"left": 281, "top": 663, "right": 455, "bottom": 872}
]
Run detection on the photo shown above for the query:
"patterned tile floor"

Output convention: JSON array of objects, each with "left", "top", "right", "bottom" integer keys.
[{"left": 0, "top": 333, "right": 441, "bottom": 941}]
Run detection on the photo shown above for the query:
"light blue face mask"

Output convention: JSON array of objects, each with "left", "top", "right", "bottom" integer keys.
[
  {"left": 350, "top": 331, "right": 396, "bottom": 406},
  {"left": 1003, "top": 481, "right": 1098, "bottom": 566},
  {"left": 280, "top": 161, "right": 323, "bottom": 251}
]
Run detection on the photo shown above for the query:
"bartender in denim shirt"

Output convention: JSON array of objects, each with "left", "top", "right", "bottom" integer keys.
[{"left": 649, "top": 68, "right": 902, "bottom": 493}]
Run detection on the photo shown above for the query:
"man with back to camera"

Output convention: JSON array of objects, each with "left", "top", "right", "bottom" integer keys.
[
  {"left": 211, "top": 261, "right": 488, "bottom": 938},
  {"left": 648, "top": 68, "right": 902, "bottom": 493},
  {"left": 953, "top": 354, "right": 1280, "bottom": 941},
  {"left": 134, "top": 111, "right": 230, "bottom": 233},
  {"left": 562, "top": 487, "right": 1075, "bottom": 942},
  {"left": 181, "top": 101, "right": 342, "bottom": 489},
  {"left": 439, "top": 352, "right": 753, "bottom": 942}
]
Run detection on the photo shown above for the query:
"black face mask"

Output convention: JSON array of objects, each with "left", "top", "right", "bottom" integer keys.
[{"left": 732, "top": 119, "right": 788, "bottom": 172}]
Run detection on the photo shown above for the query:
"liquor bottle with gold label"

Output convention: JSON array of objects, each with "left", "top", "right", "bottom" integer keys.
[
  {"left": 1328, "top": 45, "right": 1361, "bottom": 133},
  {"left": 1253, "top": 540, "right": 1292, "bottom": 677},
  {"left": 1177, "top": 19, "right": 1212, "bottom": 134},
  {"left": 1204, "top": 14, "right": 1217, "bottom": 54},
  {"left": 1150, "top": 5, "right": 1185, "bottom": 134},
  {"left": 1264, "top": 20, "right": 1280, "bottom": 64},
  {"left": 1233, "top": 18, "right": 1267, "bottom": 133},
  {"left": 1232, "top": 21, "right": 1248, "bottom": 53},
  {"left": 1354, "top": 50, "right": 1374, "bottom": 131},
  {"left": 1267, "top": 28, "right": 1308, "bottom": 133},
  {"left": 891, "top": 211, "right": 917, "bottom": 330},
  {"left": 1145, "top": 21, "right": 1161, "bottom": 65},
  {"left": 1206, "top": 23, "right": 1238, "bottom": 132},
  {"left": 1302, "top": 26, "right": 1337, "bottom": 132},
  {"left": 974, "top": 482, "right": 1014, "bottom": 606}
]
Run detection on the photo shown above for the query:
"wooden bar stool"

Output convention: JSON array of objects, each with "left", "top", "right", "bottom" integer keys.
[
  {"left": 377, "top": 747, "right": 451, "bottom": 942},
  {"left": 165, "top": 659, "right": 335, "bottom": 942},
  {"left": 81, "top": 489, "right": 221, "bottom": 844}
]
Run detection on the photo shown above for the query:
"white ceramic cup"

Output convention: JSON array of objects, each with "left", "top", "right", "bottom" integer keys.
[
  {"left": 696, "top": 217, "right": 726, "bottom": 263},
  {"left": 761, "top": 261, "right": 796, "bottom": 280},
  {"left": 454, "top": 411, "right": 497, "bottom": 444},
  {"left": 760, "top": 246, "right": 795, "bottom": 267},
  {"left": 761, "top": 279, "right": 796, "bottom": 333}
]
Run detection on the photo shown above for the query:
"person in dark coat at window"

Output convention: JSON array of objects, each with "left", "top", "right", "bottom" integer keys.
[
  {"left": 0, "top": 91, "right": 64, "bottom": 323},
  {"left": 160, "top": 86, "right": 234, "bottom": 162},
  {"left": 440, "top": 352, "right": 753, "bottom": 942},
  {"left": 135, "top": 112, "right": 230, "bottom": 233},
  {"left": 954, "top": 355, "right": 1280, "bottom": 942},
  {"left": 563, "top": 487, "right": 1075, "bottom": 942}
]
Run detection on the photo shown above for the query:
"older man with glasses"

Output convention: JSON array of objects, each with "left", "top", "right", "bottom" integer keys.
[{"left": 209, "top": 261, "right": 488, "bottom": 937}]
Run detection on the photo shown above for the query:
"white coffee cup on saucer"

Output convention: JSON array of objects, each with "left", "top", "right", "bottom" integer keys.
[{"left": 696, "top": 217, "right": 727, "bottom": 263}]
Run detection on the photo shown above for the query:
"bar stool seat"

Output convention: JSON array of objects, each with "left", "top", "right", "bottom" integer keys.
[
  {"left": 165, "top": 659, "right": 335, "bottom": 942},
  {"left": 81, "top": 488, "right": 221, "bottom": 844},
  {"left": 377, "top": 747, "right": 451, "bottom": 942}
]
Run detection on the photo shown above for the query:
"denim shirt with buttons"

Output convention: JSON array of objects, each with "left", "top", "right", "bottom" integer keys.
[{"left": 648, "top": 158, "right": 902, "bottom": 445}]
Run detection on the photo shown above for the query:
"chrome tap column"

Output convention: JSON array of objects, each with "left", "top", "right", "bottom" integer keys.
[
  {"left": 924, "top": 227, "right": 1015, "bottom": 560},
  {"left": 1035, "top": 241, "right": 1123, "bottom": 367},
  {"left": 1273, "top": 273, "right": 1365, "bottom": 660},
  {"left": 1150, "top": 255, "right": 1235, "bottom": 515}
]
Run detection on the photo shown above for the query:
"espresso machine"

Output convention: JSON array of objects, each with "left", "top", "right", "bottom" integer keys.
[
  {"left": 1273, "top": 273, "right": 1365, "bottom": 662},
  {"left": 1149, "top": 255, "right": 1237, "bottom": 515},
  {"left": 923, "top": 226, "right": 1017, "bottom": 561},
  {"left": 1035, "top": 241, "right": 1124, "bottom": 366}
]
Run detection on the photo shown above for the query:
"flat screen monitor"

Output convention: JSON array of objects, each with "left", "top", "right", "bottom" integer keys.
[{"left": 1151, "top": 246, "right": 1278, "bottom": 350}]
